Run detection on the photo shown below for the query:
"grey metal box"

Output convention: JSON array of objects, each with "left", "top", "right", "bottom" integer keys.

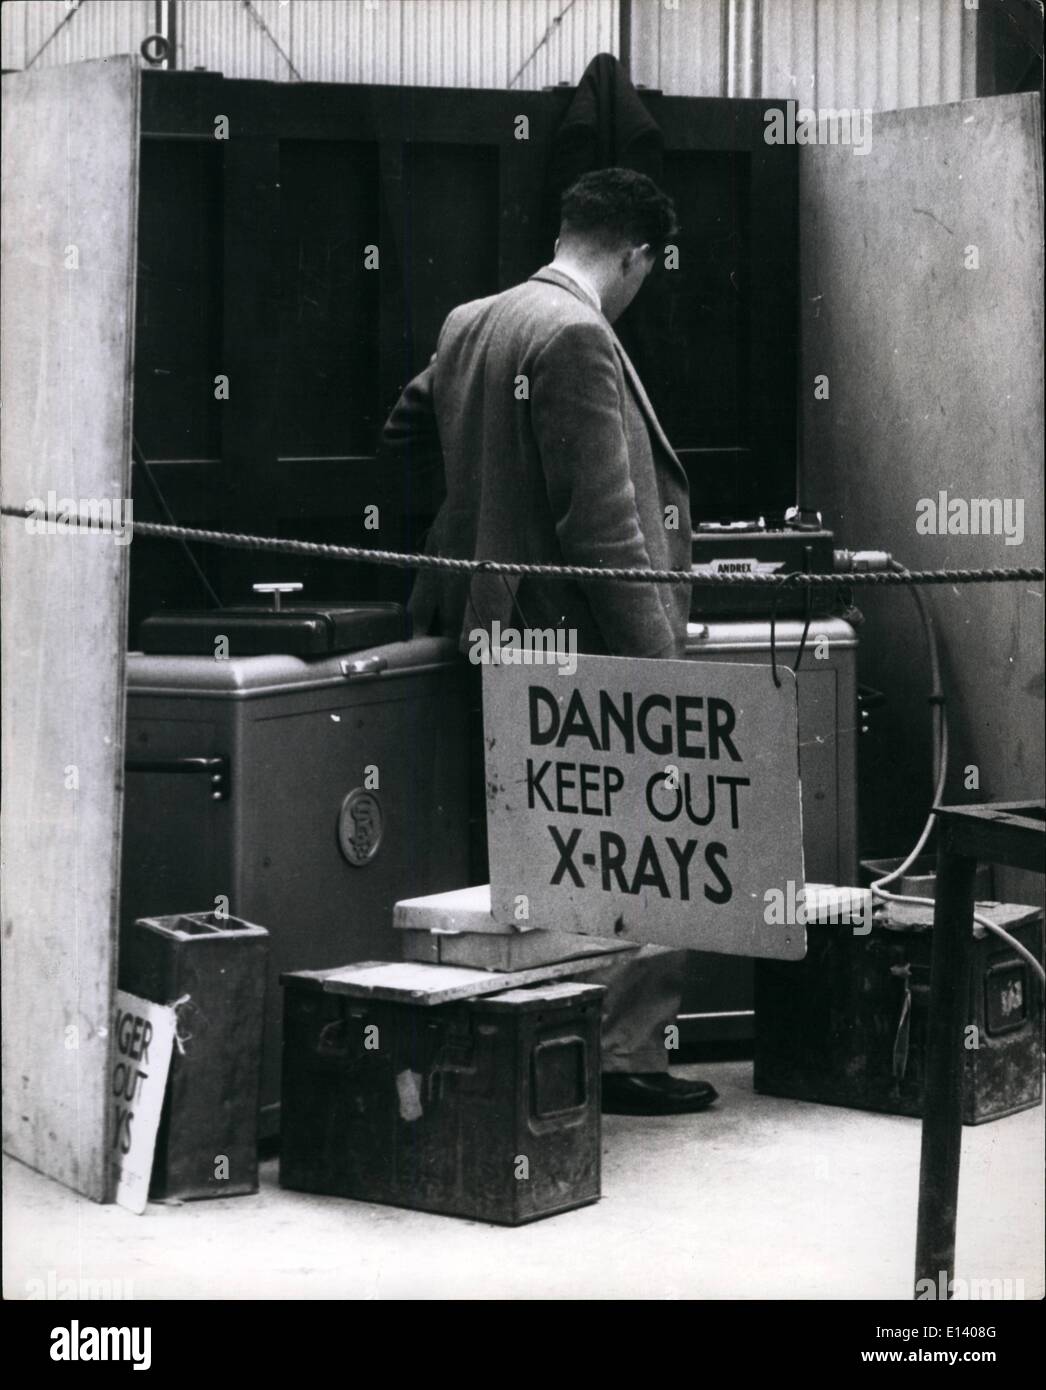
[{"left": 121, "top": 637, "right": 470, "bottom": 1132}]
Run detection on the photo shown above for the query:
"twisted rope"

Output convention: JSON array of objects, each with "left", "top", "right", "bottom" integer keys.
[{"left": 2, "top": 506, "right": 1042, "bottom": 587}]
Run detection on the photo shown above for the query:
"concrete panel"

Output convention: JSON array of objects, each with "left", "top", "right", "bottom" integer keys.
[
  {"left": 1, "top": 57, "right": 140, "bottom": 1198},
  {"left": 800, "top": 94, "right": 1044, "bottom": 895}
]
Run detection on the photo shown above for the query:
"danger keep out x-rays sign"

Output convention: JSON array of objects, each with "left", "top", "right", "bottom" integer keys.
[{"left": 484, "top": 654, "right": 806, "bottom": 959}]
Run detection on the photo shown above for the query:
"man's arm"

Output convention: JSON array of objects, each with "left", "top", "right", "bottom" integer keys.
[
  {"left": 380, "top": 356, "right": 445, "bottom": 523},
  {"left": 530, "top": 320, "right": 677, "bottom": 657}
]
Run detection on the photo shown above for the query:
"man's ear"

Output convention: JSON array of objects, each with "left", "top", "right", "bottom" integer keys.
[
  {"left": 553, "top": 236, "right": 560, "bottom": 255},
  {"left": 624, "top": 244, "right": 652, "bottom": 273}
]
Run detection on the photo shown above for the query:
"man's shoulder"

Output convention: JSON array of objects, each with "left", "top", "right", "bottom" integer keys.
[{"left": 442, "top": 276, "right": 610, "bottom": 347}]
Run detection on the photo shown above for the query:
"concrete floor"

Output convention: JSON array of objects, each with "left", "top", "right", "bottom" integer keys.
[{"left": 4, "top": 1062, "right": 1042, "bottom": 1301}]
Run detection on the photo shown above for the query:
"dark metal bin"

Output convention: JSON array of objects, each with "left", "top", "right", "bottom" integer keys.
[
  {"left": 279, "top": 971, "right": 604, "bottom": 1225},
  {"left": 119, "top": 911, "right": 269, "bottom": 1199},
  {"left": 754, "top": 902, "right": 1042, "bottom": 1124}
]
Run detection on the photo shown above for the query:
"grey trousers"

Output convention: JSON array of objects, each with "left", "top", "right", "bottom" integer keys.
[
  {"left": 467, "top": 671, "right": 684, "bottom": 1074},
  {"left": 584, "top": 946, "right": 686, "bottom": 1074}
]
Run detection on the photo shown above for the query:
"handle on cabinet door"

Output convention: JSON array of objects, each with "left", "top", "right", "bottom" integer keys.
[
  {"left": 340, "top": 655, "right": 388, "bottom": 679},
  {"left": 125, "top": 755, "right": 230, "bottom": 801}
]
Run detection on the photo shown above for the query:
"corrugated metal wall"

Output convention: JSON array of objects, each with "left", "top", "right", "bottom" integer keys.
[
  {"left": 1, "top": 1, "right": 155, "bottom": 72},
  {"left": 0, "top": 0, "right": 618, "bottom": 90},
  {"left": 767, "top": 0, "right": 977, "bottom": 108},
  {"left": 175, "top": 0, "right": 617, "bottom": 88},
  {"left": 631, "top": 0, "right": 975, "bottom": 106},
  {"left": 2, "top": 0, "right": 975, "bottom": 107}
]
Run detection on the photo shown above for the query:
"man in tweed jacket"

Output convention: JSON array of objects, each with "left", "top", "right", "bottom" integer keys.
[{"left": 383, "top": 169, "right": 717, "bottom": 1114}]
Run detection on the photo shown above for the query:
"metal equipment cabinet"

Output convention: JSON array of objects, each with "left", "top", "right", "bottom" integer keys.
[
  {"left": 121, "top": 637, "right": 469, "bottom": 1132},
  {"left": 681, "top": 616, "right": 859, "bottom": 1041}
]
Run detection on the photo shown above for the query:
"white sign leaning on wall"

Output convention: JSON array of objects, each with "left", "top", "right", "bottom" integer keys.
[
  {"left": 110, "top": 990, "right": 177, "bottom": 1214},
  {"left": 484, "top": 655, "right": 807, "bottom": 960}
]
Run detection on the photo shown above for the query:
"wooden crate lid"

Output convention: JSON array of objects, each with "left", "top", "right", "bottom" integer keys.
[{"left": 280, "top": 953, "right": 618, "bottom": 1005}]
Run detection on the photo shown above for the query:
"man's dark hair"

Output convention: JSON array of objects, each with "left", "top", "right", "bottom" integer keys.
[{"left": 559, "top": 168, "right": 679, "bottom": 252}]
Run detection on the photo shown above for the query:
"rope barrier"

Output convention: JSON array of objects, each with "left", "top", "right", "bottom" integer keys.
[{"left": 2, "top": 505, "right": 1043, "bottom": 587}]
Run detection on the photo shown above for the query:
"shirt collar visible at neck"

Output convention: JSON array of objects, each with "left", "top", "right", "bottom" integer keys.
[{"left": 546, "top": 263, "right": 602, "bottom": 314}]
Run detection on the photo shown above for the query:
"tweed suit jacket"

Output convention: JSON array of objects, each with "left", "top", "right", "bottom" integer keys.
[{"left": 382, "top": 266, "right": 692, "bottom": 658}]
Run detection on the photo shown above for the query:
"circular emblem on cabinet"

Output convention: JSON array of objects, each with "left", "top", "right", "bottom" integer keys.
[{"left": 337, "top": 788, "right": 384, "bottom": 867}]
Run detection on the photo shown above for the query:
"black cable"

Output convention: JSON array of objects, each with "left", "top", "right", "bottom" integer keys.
[
  {"left": 770, "top": 575, "right": 815, "bottom": 685},
  {"left": 769, "top": 585, "right": 785, "bottom": 688},
  {"left": 467, "top": 559, "right": 534, "bottom": 633},
  {"left": 131, "top": 438, "right": 222, "bottom": 608},
  {"left": 792, "top": 582, "right": 814, "bottom": 673}
]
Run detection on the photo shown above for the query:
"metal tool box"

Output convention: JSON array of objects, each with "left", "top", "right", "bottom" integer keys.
[
  {"left": 119, "top": 911, "right": 268, "bottom": 1199},
  {"left": 753, "top": 903, "right": 1043, "bottom": 1123},
  {"left": 691, "top": 525, "right": 836, "bottom": 619},
  {"left": 121, "top": 636, "right": 470, "bottom": 1133},
  {"left": 139, "top": 598, "right": 408, "bottom": 658},
  {"left": 279, "top": 968, "right": 604, "bottom": 1224}
]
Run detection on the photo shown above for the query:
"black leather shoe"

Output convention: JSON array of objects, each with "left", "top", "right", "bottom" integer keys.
[{"left": 601, "top": 1072, "right": 719, "bottom": 1115}]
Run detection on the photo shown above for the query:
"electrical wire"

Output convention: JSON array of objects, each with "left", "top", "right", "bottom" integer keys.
[
  {"left": 870, "top": 560, "right": 1045, "bottom": 986},
  {"left": 793, "top": 585, "right": 814, "bottom": 673},
  {"left": 24, "top": 0, "right": 89, "bottom": 70},
  {"left": 768, "top": 573, "right": 816, "bottom": 687},
  {"left": 507, "top": 0, "right": 579, "bottom": 89},
  {"left": 240, "top": 0, "right": 303, "bottom": 82},
  {"left": 131, "top": 437, "right": 221, "bottom": 608}
]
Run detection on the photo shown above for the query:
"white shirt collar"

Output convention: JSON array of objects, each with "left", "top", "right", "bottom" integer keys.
[{"left": 549, "top": 264, "right": 602, "bottom": 314}]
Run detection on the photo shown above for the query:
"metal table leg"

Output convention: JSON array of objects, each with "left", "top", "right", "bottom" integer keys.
[{"left": 913, "top": 841, "right": 977, "bottom": 1297}]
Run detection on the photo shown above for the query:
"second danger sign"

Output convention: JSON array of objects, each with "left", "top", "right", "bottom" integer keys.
[{"left": 484, "top": 655, "right": 807, "bottom": 959}]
